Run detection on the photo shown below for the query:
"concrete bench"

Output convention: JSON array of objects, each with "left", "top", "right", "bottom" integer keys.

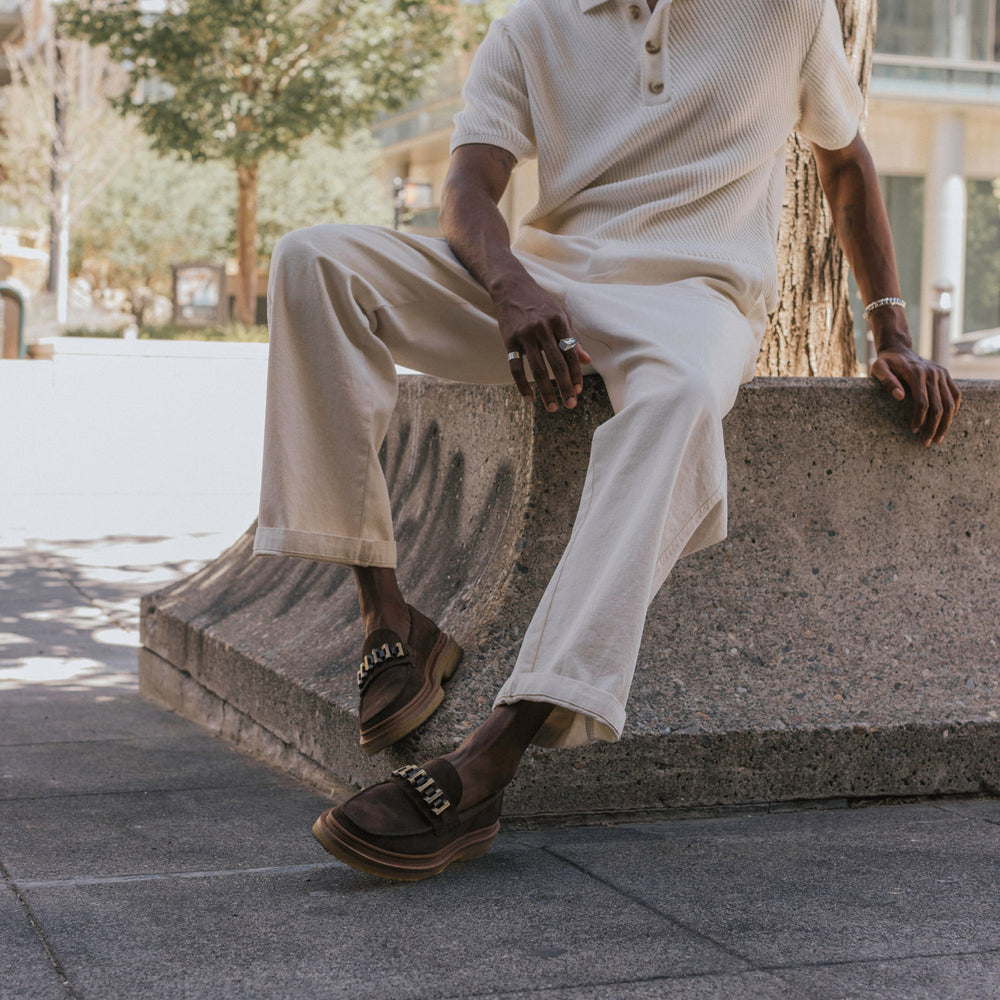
[{"left": 139, "top": 375, "right": 1000, "bottom": 822}]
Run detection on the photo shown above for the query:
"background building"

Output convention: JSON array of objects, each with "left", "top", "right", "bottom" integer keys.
[{"left": 374, "top": 0, "right": 1000, "bottom": 359}]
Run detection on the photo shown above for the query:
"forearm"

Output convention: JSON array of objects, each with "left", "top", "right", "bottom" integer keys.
[
  {"left": 439, "top": 168, "right": 533, "bottom": 303},
  {"left": 818, "top": 139, "right": 912, "bottom": 353}
]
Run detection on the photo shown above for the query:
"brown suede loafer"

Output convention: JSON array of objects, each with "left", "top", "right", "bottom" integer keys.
[
  {"left": 312, "top": 758, "right": 502, "bottom": 881},
  {"left": 357, "top": 606, "right": 462, "bottom": 756}
]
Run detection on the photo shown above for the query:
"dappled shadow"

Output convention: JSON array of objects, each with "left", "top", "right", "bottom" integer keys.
[{"left": 0, "top": 533, "right": 231, "bottom": 695}]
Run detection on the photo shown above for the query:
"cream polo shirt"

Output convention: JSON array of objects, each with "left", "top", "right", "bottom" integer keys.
[{"left": 450, "top": 0, "right": 864, "bottom": 310}]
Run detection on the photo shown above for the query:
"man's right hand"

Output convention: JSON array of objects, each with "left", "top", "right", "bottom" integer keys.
[
  {"left": 439, "top": 143, "right": 591, "bottom": 413},
  {"left": 495, "top": 275, "right": 592, "bottom": 411}
]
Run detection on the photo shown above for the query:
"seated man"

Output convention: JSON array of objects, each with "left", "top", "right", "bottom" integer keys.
[{"left": 255, "top": 0, "right": 959, "bottom": 879}]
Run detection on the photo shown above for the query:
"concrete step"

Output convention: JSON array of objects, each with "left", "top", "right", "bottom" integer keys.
[{"left": 139, "top": 375, "right": 1000, "bottom": 821}]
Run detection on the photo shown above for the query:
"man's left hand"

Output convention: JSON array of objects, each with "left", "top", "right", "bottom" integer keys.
[{"left": 869, "top": 346, "right": 961, "bottom": 446}]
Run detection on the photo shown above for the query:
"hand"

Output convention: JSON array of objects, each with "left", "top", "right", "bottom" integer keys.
[
  {"left": 495, "top": 277, "right": 592, "bottom": 412},
  {"left": 870, "top": 346, "right": 961, "bottom": 446}
]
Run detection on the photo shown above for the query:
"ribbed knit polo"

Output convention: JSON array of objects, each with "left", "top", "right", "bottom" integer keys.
[{"left": 450, "top": 0, "right": 864, "bottom": 309}]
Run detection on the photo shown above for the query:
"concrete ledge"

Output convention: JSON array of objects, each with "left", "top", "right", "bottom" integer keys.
[{"left": 140, "top": 375, "right": 1000, "bottom": 819}]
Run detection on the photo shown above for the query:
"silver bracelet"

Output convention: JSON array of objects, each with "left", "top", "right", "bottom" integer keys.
[{"left": 864, "top": 296, "right": 906, "bottom": 319}]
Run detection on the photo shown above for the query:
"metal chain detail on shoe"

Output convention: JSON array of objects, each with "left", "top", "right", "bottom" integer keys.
[
  {"left": 392, "top": 764, "right": 452, "bottom": 816},
  {"left": 357, "top": 641, "right": 406, "bottom": 687}
]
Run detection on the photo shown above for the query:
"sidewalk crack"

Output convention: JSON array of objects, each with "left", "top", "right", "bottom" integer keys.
[{"left": 2, "top": 857, "right": 80, "bottom": 999}]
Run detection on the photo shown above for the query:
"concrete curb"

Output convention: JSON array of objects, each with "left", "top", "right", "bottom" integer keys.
[{"left": 140, "top": 375, "right": 1000, "bottom": 817}]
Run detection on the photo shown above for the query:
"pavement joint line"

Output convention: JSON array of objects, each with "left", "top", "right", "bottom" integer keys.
[
  {"left": 1, "top": 857, "right": 80, "bottom": 999},
  {"left": 539, "top": 844, "right": 767, "bottom": 976},
  {"left": 755, "top": 945, "right": 1000, "bottom": 974},
  {"left": 0, "top": 780, "right": 283, "bottom": 803},
  {"left": 930, "top": 801, "right": 1000, "bottom": 827},
  {"left": 431, "top": 967, "right": 798, "bottom": 1000},
  {"left": 13, "top": 862, "right": 344, "bottom": 889}
]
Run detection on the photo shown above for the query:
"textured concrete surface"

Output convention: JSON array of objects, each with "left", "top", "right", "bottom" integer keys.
[
  {"left": 140, "top": 375, "right": 1000, "bottom": 817},
  {"left": 5, "top": 529, "right": 1000, "bottom": 999}
]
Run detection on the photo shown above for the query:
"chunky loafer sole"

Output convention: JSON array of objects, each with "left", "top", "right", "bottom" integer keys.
[
  {"left": 312, "top": 758, "right": 502, "bottom": 881},
  {"left": 312, "top": 808, "right": 499, "bottom": 882},
  {"left": 359, "top": 630, "right": 462, "bottom": 756}
]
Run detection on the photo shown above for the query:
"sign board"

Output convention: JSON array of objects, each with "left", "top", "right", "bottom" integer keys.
[{"left": 172, "top": 263, "right": 226, "bottom": 326}]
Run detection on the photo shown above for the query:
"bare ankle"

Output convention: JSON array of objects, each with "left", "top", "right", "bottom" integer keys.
[
  {"left": 361, "top": 602, "right": 410, "bottom": 638},
  {"left": 354, "top": 566, "right": 410, "bottom": 637},
  {"left": 443, "top": 701, "right": 554, "bottom": 805}
]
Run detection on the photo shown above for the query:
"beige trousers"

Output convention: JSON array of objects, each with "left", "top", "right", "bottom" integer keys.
[{"left": 255, "top": 224, "right": 766, "bottom": 748}]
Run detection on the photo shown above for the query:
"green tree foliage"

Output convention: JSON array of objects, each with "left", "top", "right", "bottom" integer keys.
[
  {"left": 73, "top": 130, "right": 391, "bottom": 323},
  {"left": 59, "top": 0, "right": 488, "bottom": 322},
  {"left": 72, "top": 137, "right": 231, "bottom": 322},
  {"left": 255, "top": 131, "right": 392, "bottom": 256}
]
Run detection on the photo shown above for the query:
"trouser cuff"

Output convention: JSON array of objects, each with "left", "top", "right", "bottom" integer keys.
[
  {"left": 493, "top": 674, "right": 626, "bottom": 749},
  {"left": 253, "top": 526, "right": 397, "bottom": 567}
]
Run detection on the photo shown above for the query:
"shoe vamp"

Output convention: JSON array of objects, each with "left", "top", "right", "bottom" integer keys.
[
  {"left": 359, "top": 664, "right": 418, "bottom": 725},
  {"left": 340, "top": 785, "right": 434, "bottom": 838}
]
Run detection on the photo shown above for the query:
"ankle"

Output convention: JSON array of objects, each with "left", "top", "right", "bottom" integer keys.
[
  {"left": 361, "top": 601, "right": 410, "bottom": 638},
  {"left": 354, "top": 566, "right": 409, "bottom": 637},
  {"left": 442, "top": 701, "right": 555, "bottom": 806}
]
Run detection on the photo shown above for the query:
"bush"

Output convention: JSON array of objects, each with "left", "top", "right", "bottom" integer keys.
[{"left": 63, "top": 324, "right": 269, "bottom": 342}]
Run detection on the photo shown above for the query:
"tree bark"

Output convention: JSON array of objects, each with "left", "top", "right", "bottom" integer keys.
[
  {"left": 236, "top": 164, "right": 259, "bottom": 326},
  {"left": 757, "top": 0, "right": 877, "bottom": 377}
]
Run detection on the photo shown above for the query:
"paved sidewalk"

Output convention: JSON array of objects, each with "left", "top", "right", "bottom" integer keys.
[{"left": 2, "top": 529, "right": 1000, "bottom": 1000}]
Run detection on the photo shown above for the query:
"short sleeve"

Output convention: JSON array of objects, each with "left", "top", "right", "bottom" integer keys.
[
  {"left": 796, "top": 0, "right": 864, "bottom": 149},
  {"left": 450, "top": 21, "right": 536, "bottom": 162}
]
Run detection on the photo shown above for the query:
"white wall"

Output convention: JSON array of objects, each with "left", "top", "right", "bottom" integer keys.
[{"left": 0, "top": 339, "right": 268, "bottom": 537}]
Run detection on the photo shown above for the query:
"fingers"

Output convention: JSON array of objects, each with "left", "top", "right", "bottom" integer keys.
[
  {"left": 542, "top": 338, "right": 579, "bottom": 408},
  {"left": 934, "top": 375, "right": 958, "bottom": 444},
  {"left": 524, "top": 345, "right": 560, "bottom": 412},
  {"left": 506, "top": 324, "right": 585, "bottom": 412},
  {"left": 870, "top": 357, "right": 906, "bottom": 402},
  {"left": 507, "top": 354, "right": 533, "bottom": 402},
  {"left": 873, "top": 353, "right": 961, "bottom": 446},
  {"left": 564, "top": 341, "right": 585, "bottom": 395},
  {"left": 508, "top": 342, "right": 581, "bottom": 411},
  {"left": 919, "top": 374, "right": 943, "bottom": 446},
  {"left": 909, "top": 368, "right": 929, "bottom": 437}
]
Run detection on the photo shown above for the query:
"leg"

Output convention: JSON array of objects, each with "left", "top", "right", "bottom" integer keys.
[
  {"left": 257, "top": 224, "right": 512, "bottom": 753},
  {"left": 494, "top": 276, "right": 761, "bottom": 748},
  {"left": 255, "top": 223, "right": 512, "bottom": 567},
  {"left": 313, "top": 277, "right": 761, "bottom": 877}
]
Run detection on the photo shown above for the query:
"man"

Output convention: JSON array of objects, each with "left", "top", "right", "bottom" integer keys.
[{"left": 256, "top": 0, "right": 960, "bottom": 880}]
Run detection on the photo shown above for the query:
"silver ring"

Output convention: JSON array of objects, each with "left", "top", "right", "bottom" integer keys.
[
  {"left": 507, "top": 351, "right": 522, "bottom": 362},
  {"left": 558, "top": 337, "right": 577, "bottom": 352}
]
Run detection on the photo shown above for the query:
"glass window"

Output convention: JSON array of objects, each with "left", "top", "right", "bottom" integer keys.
[
  {"left": 965, "top": 179, "right": 1000, "bottom": 335},
  {"left": 876, "top": 0, "right": 1000, "bottom": 63}
]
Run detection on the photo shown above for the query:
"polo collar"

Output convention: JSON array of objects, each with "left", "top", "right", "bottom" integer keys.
[{"left": 578, "top": 0, "right": 615, "bottom": 11}]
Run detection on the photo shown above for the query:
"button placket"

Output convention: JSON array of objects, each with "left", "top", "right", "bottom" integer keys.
[{"left": 639, "top": 0, "right": 671, "bottom": 105}]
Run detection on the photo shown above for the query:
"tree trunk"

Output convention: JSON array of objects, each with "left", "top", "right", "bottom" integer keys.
[
  {"left": 236, "top": 164, "right": 259, "bottom": 326},
  {"left": 757, "top": 0, "right": 877, "bottom": 377}
]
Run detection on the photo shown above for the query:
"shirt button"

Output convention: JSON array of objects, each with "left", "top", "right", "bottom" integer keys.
[
  {"left": 628, "top": 4, "right": 642, "bottom": 18},
  {"left": 649, "top": 81, "right": 664, "bottom": 94},
  {"left": 645, "top": 40, "right": 661, "bottom": 54}
]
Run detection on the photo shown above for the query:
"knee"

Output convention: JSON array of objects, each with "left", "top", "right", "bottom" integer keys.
[{"left": 270, "top": 223, "right": 368, "bottom": 280}]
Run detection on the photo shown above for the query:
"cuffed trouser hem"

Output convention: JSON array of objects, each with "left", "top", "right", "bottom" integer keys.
[
  {"left": 493, "top": 675, "right": 626, "bottom": 750},
  {"left": 252, "top": 526, "right": 397, "bottom": 568}
]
